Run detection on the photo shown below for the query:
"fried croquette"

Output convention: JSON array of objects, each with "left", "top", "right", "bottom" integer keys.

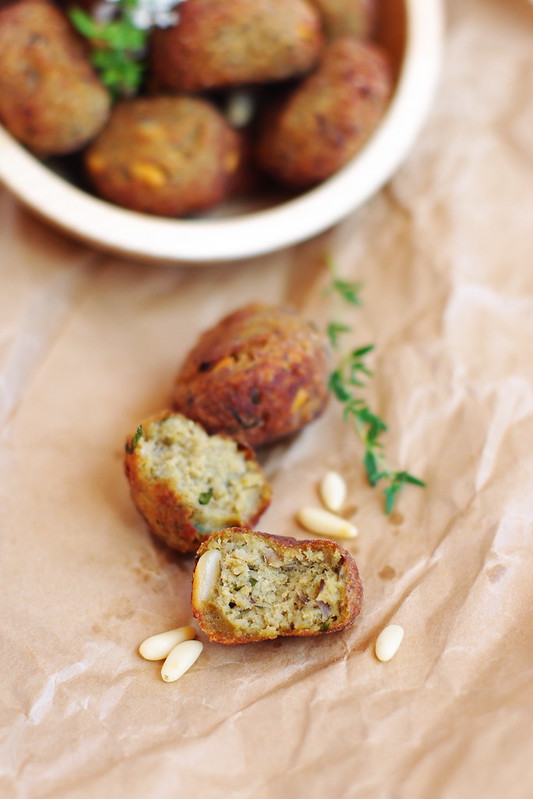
[
  {"left": 124, "top": 412, "right": 272, "bottom": 554},
  {"left": 254, "top": 36, "right": 392, "bottom": 188},
  {"left": 85, "top": 96, "right": 243, "bottom": 217},
  {"left": 149, "top": 0, "right": 324, "bottom": 92},
  {"left": 0, "top": 0, "right": 110, "bottom": 155},
  {"left": 172, "top": 303, "right": 331, "bottom": 448},
  {"left": 192, "top": 527, "right": 363, "bottom": 644}
]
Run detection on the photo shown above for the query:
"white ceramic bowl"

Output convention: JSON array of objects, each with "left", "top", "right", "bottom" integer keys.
[{"left": 0, "top": 0, "right": 443, "bottom": 264}]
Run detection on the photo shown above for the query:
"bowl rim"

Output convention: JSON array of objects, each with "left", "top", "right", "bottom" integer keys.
[{"left": 0, "top": 0, "right": 445, "bottom": 264}]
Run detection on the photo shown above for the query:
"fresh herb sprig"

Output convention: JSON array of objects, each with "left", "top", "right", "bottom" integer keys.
[
  {"left": 326, "top": 260, "right": 425, "bottom": 514},
  {"left": 70, "top": 0, "right": 148, "bottom": 99}
]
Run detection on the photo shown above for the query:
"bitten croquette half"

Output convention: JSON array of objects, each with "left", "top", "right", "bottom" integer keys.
[
  {"left": 124, "top": 412, "right": 272, "bottom": 554},
  {"left": 192, "top": 528, "right": 363, "bottom": 644}
]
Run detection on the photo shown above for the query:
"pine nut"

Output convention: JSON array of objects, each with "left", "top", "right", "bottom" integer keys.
[
  {"left": 129, "top": 162, "right": 166, "bottom": 187},
  {"left": 319, "top": 471, "right": 347, "bottom": 512},
  {"left": 139, "top": 626, "right": 196, "bottom": 661},
  {"left": 296, "top": 507, "right": 358, "bottom": 539},
  {"left": 161, "top": 640, "right": 203, "bottom": 683},
  {"left": 375, "top": 624, "right": 404, "bottom": 662},
  {"left": 290, "top": 387, "right": 309, "bottom": 412},
  {"left": 192, "top": 549, "right": 222, "bottom": 606},
  {"left": 225, "top": 89, "right": 256, "bottom": 128}
]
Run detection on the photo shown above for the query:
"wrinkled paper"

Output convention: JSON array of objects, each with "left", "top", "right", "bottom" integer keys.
[{"left": 1, "top": 1, "right": 533, "bottom": 797}]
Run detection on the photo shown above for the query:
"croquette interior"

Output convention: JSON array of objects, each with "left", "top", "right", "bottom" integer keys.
[
  {"left": 138, "top": 414, "right": 266, "bottom": 533},
  {"left": 198, "top": 531, "right": 350, "bottom": 639}
]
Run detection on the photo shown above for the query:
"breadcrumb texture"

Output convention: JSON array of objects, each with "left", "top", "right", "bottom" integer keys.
[
  {"left": 124, "top": 412, "right": 272, "bottom": 554},
  {"left": 308, "top": 0, "right": 378, "bottom": 39},
  {"left": 173, "top": 303, "right": 331, "bottom": 448},
  {"left": 254, "top": 37, "right": 392, "bottom": 189},
  {"left": 85, "top": 96, "right": 242, "bottom": 217},
  {"left": 192, "top": 528, "right": 363, "bottom": 644},
  {"left": 149, "top": 0, "right": 324, "bottom": 92},
  {"left": 0, "top": 0, "right": 110, "bottom": 156}
]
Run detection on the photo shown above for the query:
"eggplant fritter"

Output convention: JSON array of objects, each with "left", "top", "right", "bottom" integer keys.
[
  {"left": 149, "top": 0, "right": 324, "bottom": 92},
  {"left": 124, "top": 412, "right": 272, "bottom": 554},
  {"left": 0, "top": 0, "right": 110, "bottom": 155},
  {"left": 173, "top": 303, "right": 331, "bottom": 448},
  {"left": 192, "top": 527, "right": 363, "bottom": 644},
  {"left": 85, "top": 96, "right": 243, "bottom": 217},
  {"left": 254, "top": 37, "right": 392, "bottom": 189}
]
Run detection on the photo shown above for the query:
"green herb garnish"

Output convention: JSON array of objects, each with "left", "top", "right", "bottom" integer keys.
[
  {"left": 330, "top": 277, "right": 363, "bottom": 306},
  {"left": 69, "top": 0, "right": 148, "bottom": 99},
  {"left": 383, "top": 471, "right": 426, "bottom": 515},
  {"left": 325, "top": 253, "right": 363, "bottom": 308},
  {"left": 198, "top": 488, "right": 214, "bottom": 505},
  {"left": 125, "top": 424, "right": 143, "bottom": 454},
  {"left": 326, "top": 258, "right": 425, "bottom": 514},
  {"left": 327, "top": 321, "right": 352, "bottom": 349},
  {"left": 249, "top": 576, "right": 258, "bottom": 587},
  {"left": 320, "top": 620, "right": 331, "bottom": 632}
]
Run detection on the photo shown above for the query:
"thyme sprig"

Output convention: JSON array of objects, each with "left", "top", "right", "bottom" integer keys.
[
  {"left": 70, "top": 0, "right": 148, "bottom": 99},
  {"left": 326, "top": 261, "right": 425, "bottom": 514}
]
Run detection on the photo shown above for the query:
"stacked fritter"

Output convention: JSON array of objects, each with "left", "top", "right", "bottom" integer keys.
[
  {"left": 124, "top": 303, "right": 331, "bottom": 552},
  {"left": 0, "top": 0, "right": 391, "bottom": 217}
]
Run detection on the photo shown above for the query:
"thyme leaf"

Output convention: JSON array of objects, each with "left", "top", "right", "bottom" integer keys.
[
  {"left": 325, "top": 257, "right": 425, "bottom": 514},
  {"left": 327, "top": 321, "right": 352, "bottom": 348},
  {"left": 198, "top": 488, "right": 214, "bottom": 505},
  {"left": 332, "top": 278, "right": 363, "bottom": 306},
  {"left": 325, "top": 253, "right": 363, "bottom": 306},
  {"left": 69, "top": 0, "right": 148, "bottom": 98},
  {"left": 125, "top": 424, "right": 143, "bottom": 454}
]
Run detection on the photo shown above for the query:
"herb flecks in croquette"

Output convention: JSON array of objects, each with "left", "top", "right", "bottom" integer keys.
[
  {"left": 124, "top": 413, "right": 271, "bottom": 553},
  {"left": 198, "top": 488, "right": 214, "bottom": 505},
  {"left": 125, "top": 424, "right": 143, "bottom": 454},
  {"left": 192, "top": 528, "right": 363, "bottom": 644}
]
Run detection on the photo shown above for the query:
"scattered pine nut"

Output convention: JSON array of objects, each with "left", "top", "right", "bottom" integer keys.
[
  {"left": 139, "top": 626, "right": 196, "bottom": 661},
  {"left": 192, "top": 549, "right": 222, "bottom": 606},
  {"left": 319, "top": 471, "right": 347, "bottom": 512},
  {"left": 375, "top": 624, "right": 404, "bottom": 662},
  {"left": 161, "top": 640, "right": 204, "bottom": 683},
  {"left": 296, "top": 506, "right": 358, "bottom": 539}
]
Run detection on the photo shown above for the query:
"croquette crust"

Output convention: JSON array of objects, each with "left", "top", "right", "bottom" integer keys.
[
  {"left": 85, "top": 96, "right": 243, "bottom": 217},
  {"left": 172, "top": 303, "right": 331, "bottom": 448},
  {"left": 0, "top": 0, "right": 110, "bottom": 155},
  {"left": 124, "top": 412, "right": 272, "bottom": 554},
  {"left": 254, "top": 36, "right": 392, "bottom": 189},
  {"left": 149, "top": 0, "right": 324, "bottom": 92},
  {"left": 192, "top": 527, "right": 363, "bottom": 644},
  {"left": 309, "top": 0, "right": 378, "bottom": 39}
]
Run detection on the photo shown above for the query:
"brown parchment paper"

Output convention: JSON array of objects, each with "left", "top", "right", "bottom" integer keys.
[{"left": 1, "top": 1, "right": 533, "bottom": 797}]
